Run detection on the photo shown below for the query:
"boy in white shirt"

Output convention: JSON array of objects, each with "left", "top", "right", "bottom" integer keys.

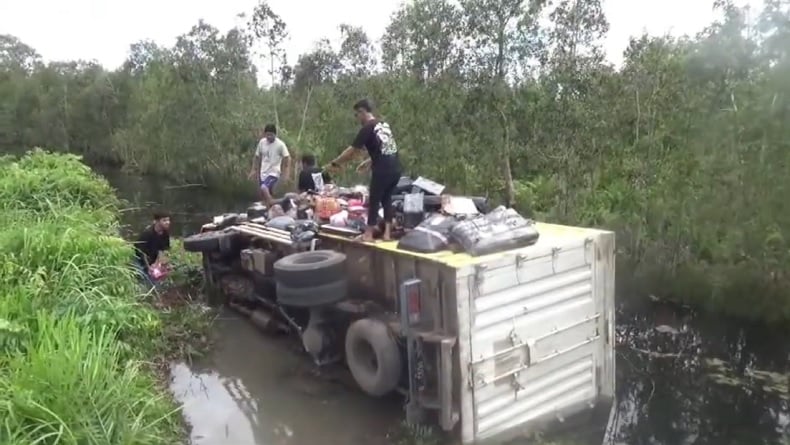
[{"left": 248, "top": 123, "right": 291, "bottom": 205}]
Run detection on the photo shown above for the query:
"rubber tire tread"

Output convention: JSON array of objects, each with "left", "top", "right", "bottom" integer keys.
[
  {"left": 183, "top": 230, "right": 235, "bottom": 253},
  {"left": 345, "top": 318, "right": 402, "bottom": 397},
  {"left": 276, "top": 279, "right": 348, "bottom": 308},
  {"left": 274, "top": 250, "right": 347, "bottom": 288}
]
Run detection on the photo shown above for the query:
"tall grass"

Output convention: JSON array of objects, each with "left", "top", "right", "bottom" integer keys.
[{"left": 0, "top": 149, "right": 183, "bottom": 444}]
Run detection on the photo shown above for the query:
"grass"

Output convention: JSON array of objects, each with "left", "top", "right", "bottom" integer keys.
[{"left": 0, "top": 149, "right": 210, "bottom": 445}]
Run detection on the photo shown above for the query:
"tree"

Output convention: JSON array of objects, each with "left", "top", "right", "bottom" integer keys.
[
  {"left": 337, "top": 24, "right": 376, "bottom": 78},
  {"left": 380, "top": 0, "right": 464, "bottom": 81},
  {"left": 248, "top": 0, "right": 288, "bottom": 128}
]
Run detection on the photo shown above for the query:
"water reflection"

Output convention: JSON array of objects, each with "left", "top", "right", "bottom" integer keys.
[
  {"left": 612, "top": 302, "right": 789, "bottom": 445},
  {"left": 170, "top": 312, "right": 402, "bottom": 445},
  {"left": 96, "top": 166, "right": 252, "bottom": 238}
]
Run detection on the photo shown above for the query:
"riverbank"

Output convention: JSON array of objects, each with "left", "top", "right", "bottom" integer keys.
[{"left": 0, "top": 149, "right": 211, "bottom": 444}]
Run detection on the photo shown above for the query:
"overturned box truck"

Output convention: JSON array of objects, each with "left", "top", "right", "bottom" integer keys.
[{"left": 184, "top": 213, "right": 616, "bottom": 444}]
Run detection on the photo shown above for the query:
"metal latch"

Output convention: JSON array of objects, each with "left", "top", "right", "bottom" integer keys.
[
  {"left": 584, "top": 237, "right": 593, "bottom": 264},
  {"left": 551, "top": 247, "right": 561, "bottom": 273},
  {"left": 474, "top": 264, "right": 487, "bottom": 287},
  {"left": 515, "top": 253, "right": 528, "bottom": 268}
]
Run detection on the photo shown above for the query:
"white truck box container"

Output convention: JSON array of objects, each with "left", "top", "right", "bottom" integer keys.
[{"left": 321, "top": 222, "right": 616, "bottom": 444}]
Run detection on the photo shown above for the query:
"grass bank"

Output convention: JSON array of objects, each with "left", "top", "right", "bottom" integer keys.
[{"left": 0, "top": 149, "right": 210, "bottom": 444}]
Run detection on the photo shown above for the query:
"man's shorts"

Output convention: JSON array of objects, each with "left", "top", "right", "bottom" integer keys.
[{"left": 260, "top": 175, "right": 279, "bottom": 193}]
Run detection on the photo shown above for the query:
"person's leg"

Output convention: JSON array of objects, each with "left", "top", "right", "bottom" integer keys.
[
  {"left": 364, "top": 174, "right": 384, "bottom": 242},
  {"left": 131, "top": 260, "right": 157, "bottom": 292},
  {"left": 380, "top": 174, "right": 400, "bottom": 241},
  {"left": 260, "top": 175, "right": 278, "bottom": 206}
]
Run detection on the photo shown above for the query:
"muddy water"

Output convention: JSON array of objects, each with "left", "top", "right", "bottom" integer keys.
[
  {"left": 100, "top": 167, "right": 790, "bottom": 445},
  {"left": 170, "top": 311, "right": 402, "bottom": 445}
]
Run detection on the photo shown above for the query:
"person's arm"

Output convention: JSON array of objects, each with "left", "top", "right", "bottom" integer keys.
[
  {"left": 157, "top": 234, "right": 170, "bottom": 265},
  {"left": 356, "top": 158, "right": 371, "bottom": 173},
  {"left": 280, "top": 143, "right": 291, "bottom": 181},
  {"left": 249, "top": 141, "right": 261, "bottom": 180},
  {"left": 329, "top": 126, "right": 369, "bottom": 168}
]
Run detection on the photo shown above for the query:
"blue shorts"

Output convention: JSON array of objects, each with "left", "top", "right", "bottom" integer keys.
[{"left": 260, "top": 175, "right": 278, "bottom": 193}]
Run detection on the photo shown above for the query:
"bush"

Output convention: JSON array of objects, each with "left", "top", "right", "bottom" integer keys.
[{"left": 0, "top": 150, "right": 181, "bottom": 445}]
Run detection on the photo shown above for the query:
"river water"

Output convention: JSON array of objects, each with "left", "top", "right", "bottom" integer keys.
[{"left": 101, "top": 168, "right": 790, "bottom": 445}]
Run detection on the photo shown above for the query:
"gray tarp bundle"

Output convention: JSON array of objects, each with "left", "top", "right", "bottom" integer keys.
[
  {"left": 450, "top": 206, "right": 539, "bottom": 256},
  {"left": 397, "top": 214, "right": 459, "bottom": 253},
  {"left": 397, "top": 206, "right": 539, "bottom": 256}
]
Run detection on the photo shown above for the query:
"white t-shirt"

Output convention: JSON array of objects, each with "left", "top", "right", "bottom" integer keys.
[{"left": 255, "top": 137, "right": 290, "bottom": 179}]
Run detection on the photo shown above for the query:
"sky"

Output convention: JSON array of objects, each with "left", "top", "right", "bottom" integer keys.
[{"left": 0, "top": 0, "right": 763, "bottom": 71}]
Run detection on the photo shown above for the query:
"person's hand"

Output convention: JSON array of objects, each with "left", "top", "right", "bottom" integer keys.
[{"left": 355, "top": 160, "right": 371, "bottom": 173}]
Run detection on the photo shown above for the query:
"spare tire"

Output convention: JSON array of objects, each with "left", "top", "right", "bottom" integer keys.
[
  {"left": 183, "top": 230, "right": 236, "bottom": 253},
  {"left": 276, "top": 279, "right": 348, "bottom": 307},
  {"left": 345, "top": 318, "right": 402, "bottom": 397},
  {"left": 274, "top": 250, "right": 346, "bottom": 288}
]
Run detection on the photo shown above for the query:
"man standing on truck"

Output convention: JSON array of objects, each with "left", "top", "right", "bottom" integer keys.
[
  {"left": 133, "top": 210, "right": 171, "bottom": 288},
  {"left": 325, "top": 99, "right": 402, "bottom": 242},
  {"left": 248, "top": 124, "right": 291, "bottom": 205}
]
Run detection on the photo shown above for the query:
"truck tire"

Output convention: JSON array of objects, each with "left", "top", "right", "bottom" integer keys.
[
  {"left": 345, "top": 318, "right": 402, "bottom": 397},
  {"left": 276, "top": 279, "right": 348, "bottom": 307},
  {"left": 183, "top": 230, "right": 235, "bottom": 253},
  {"left": 274, "top": 250, "right": 346, "bottom": 288}
]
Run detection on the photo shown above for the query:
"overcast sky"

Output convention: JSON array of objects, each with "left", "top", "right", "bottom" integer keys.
[{"left": 1, "top": 0, "right": 763, "bottom": 70}]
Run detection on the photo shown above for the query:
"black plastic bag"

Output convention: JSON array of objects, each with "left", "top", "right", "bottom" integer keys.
[
  {"left": 397, "top": 214, "right": 459, "bottom": 253},
  {"left": 450, "top": 206, "right": 539, "bottom": 256},
  {"left": 394, "top": 176, "right": 414, "bottom": 194}
]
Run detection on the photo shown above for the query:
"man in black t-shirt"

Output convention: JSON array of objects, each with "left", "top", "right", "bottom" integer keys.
[
  {"left": 133, "top": 211, "right": 171, "bottom": 285},
  {"left": 325, "top": 99, "right": 402, "bottom": 242},
  {"left": 298, "top": 153, "right": 332, "bottom": 193}
]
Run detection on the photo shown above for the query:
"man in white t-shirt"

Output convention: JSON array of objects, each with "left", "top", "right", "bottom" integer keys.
[{"left": 248, "top": 123, "right": 291, "bottom": 205}]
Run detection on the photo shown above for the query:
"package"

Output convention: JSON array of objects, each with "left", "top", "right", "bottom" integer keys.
[
  {"left": 397, "top": 214, "right": 459, "bottom": 253},
  {"left": 265, "top": 216, "right": 296, "bottom": 231},
  {"left": 291, "top": 220, "right": 319, "bottom": 242},
  {"left": 403, "top": 192, "right": 425, "bottom": 229},
  {"left": 329, "top": 210, "right": 349, "bottom": 227},
  {"left": 315, "top": 196, "right": 342, "bottom": 219},
  {"left": 394, "top": 176, "right": 414, "bottom": 194},
  {"left": 269, "top": 205, "right": 285, "bottom": 218},
  {"left": 413, "top": 176, "right": 445, "bottom": 195},
  {"left": 450, "top": 206, "right": 539, "bottom": 256},
  {"left": 441, "top": 196, "right": 479, "bottom": 216}
]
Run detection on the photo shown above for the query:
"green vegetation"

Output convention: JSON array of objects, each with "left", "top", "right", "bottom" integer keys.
[
  {"left": 0, "top": 150, "right": 207, "bottom": 444},
  {"left": 2, "top": 1, "right": 790, "bottom": 321}
]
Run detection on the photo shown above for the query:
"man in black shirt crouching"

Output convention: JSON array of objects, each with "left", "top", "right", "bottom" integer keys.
[{"left": 133, "top": 210, "right": 171, "bottom": 287}]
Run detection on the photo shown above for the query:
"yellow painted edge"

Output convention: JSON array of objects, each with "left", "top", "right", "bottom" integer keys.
[{"left": 319, "top": 222, "right": 605, "bottom": 269}]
